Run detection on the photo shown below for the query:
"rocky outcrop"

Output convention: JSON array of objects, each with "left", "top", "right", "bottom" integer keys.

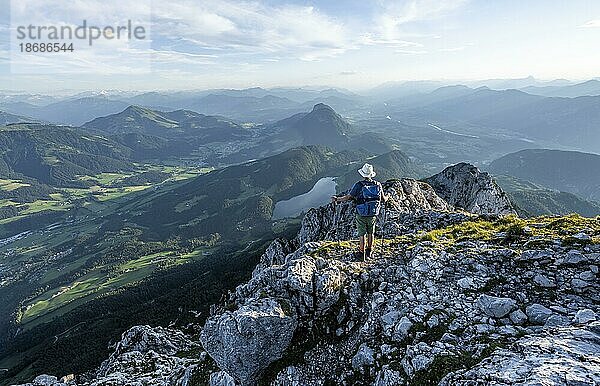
[
  {"left": 425, "top": 163, "right": 515, "bottom": 215},
  {"left": 298, "top": 178, "right": 463, "bottom": 244},
  {"left": 200, "top": 298, "right": 297, "bottom": 385},
  {"left": 15, "top": 165, "right": 598, "bottom": 386},
  {"left": 440, "top": 322, "right": 600, "bottom": 385},
  {"left": 13, "top": 325, "right": 205, "bottom": 386},
  {"left": 198, "top": 208, "right": 598, "bottom": 384}
]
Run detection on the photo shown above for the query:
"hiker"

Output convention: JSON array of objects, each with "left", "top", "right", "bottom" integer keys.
[{"left": 331, "top": 163, "right": 388, "bottom": 260}]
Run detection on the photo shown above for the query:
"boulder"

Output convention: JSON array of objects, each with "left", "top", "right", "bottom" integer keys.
[
  {"left": 392, "top": 316, "right": 413, "bottom": 341},
  {"left": 526, "top": 304, "right": 553, "bottom": 325},
  {"left": 351, "top": 344, "right": 375, "bottom": 371},
  {"left": 477, "top": 295, "right": 517, "bottom": 318},
  {"left": 509, "top": 309, "right": 528, "bottom": 325},
  {"left": 573, "top": 309, "right": 597, "bottom": 324},
  {"left": 201, "top": 298, "right": 298, "bottom": 385},
  {"left": 533, "top": 274, "right": 555, "bottom": 288}
]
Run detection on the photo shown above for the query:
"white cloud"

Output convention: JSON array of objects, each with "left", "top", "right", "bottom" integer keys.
[
  {"left": 395, "top": 49, "right": 428, "bottom": 54},
  {"left": 373, "top": 0, "right": 468, "bottom": 43},
  {"left": 359, "top": 34, "right": 423, "bottom": 48},
  {"left": 151, "top": 1, "right": 352, "bottom": 61},
  {"left": 439, "top": 46, "right": 466, "bottom": 52},
  {"left": 579, "top": 19, "right": 600, "bottom": 28}
]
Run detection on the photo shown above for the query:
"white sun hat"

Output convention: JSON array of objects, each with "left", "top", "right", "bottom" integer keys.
[{"left": 358, "top": 163, "right": 376, "bottom": 178}]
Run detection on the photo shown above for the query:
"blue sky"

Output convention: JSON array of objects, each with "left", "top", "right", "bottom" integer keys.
[{"left": 1, "top": 0, "right": 599, "bottom": 93}]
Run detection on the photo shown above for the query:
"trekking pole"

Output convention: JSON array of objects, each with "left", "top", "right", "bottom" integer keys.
[
  {"left": 331, "top": 199, "right": 338, "bottom": 241},
  {"left": 380, "top": 201, "right": 388, "bottom": 257}
]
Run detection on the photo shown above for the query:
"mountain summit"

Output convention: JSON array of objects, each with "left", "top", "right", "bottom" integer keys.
[
  {"left": 424, "top": 163, "right": 515, "bottom": 215},
  {"left": 16, "top": 163, "right": 599, "bottom": 385},
  {"left": 274, "top": 103, "right": 351, "bottom": 149},
  {"left": 83, "top": 106, "right": 244, "bottom": 140}
]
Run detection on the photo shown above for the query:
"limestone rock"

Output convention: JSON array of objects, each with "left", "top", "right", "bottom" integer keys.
[
  {"left": 352, "top": 344, "right": 375, "bottom": 371},
  {"left": 373, "top": 367, "right": 403, "bottom": 386},
  {"left": 526, "top": 304, "right": 553, "bottom": 325},
  {"left": 201, "top": 298, "right": 297, "bottom": 385},
  {"left": 477, "top": 294, "right": 517, "bottom": 318},
  {"left": 441, "top": 323, "right": 600, "bottom": 385},
  {"left": 424, "top": 163, "right": 515, "bottom": 215},
  {"left": 573, "top": 309, "right": 597, "bottom": 324},
  {"left": 509, "top": 309, "right": 528, "bottom": 325},
  {"left": 209, "top": 371, "right": 237, "bottom": 386}
]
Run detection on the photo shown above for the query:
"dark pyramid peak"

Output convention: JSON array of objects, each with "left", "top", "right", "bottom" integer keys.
[
  {"left": 311, "top": 103, "right": 336, "bottom": 113},
  {"left": 289, "top": 104, "right": 351, "bottom": 149}
]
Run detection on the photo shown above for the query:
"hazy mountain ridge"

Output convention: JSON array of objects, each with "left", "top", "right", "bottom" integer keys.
[
  {"left": 489, "top": 149, "right": 600, "bottom": 202},
  {"left": 380, "top": 87, "right": 600, "bottom": 152},
  {"left": 83, "top": 105, "right": 247, "bottom": 142},
  {"left": 3, "top": 80, "right": 600, "bottom": 153},
  {"left": 0, "top": 111, "right": 39, "bottom": 125},
  {"left": 0, "top": 98, "right": 130, "bottom": 126},
  {"left": 521, "top": 79, "right": 600, "bottom": 97},
  {"left": 494, "top": 174, "right": 600, "bottom": 217}
]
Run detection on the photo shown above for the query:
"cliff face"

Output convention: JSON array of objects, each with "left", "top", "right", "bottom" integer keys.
[
  {"left": 15, "top": 165, "right": 600, "bottom": 386},
  {"left": 199, "top": 213, "right": 598, "bottom": 386},
  {"left": 424, "top": 163, "right": 516, "bottom": 216}
]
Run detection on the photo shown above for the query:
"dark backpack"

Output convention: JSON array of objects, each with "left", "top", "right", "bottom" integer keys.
[{"left": 356, "top": 180, "right": 382, "bottom": 217}]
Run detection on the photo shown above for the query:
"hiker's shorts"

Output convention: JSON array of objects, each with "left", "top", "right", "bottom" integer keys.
[{"left": 356, "top": 214, "right": 376, "bottom": 237}]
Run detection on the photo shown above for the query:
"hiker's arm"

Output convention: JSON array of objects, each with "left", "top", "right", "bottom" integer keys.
[
  {"left": 331, "top": 194, "right": 352, "bottom": 203},
  {"left": 380, "top": 183, "right": 389, "bottom": 203},
  {"left": 381, "top": 190, "right": 389, "bottom": 203}
]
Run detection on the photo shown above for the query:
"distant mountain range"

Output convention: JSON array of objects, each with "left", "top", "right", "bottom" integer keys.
[
  {"left": 2, "top": 80, "right": 600, "bottom": 154},
  {"left": 0, "top": 97, "right": 130, "bottom": 126},
  {"left": 521, "top": 79, "right": 600, "bottom": 97},
  {"left": 0, "top": 111, "right": 37, "bottom": 125},
  {"left": 489, "top": 149, "right": 600, "bottom": 202},
  {"left": 382, "top": 87, "right": 600, "bottom": 153},
  {"left": 493, "top": 174, "right": 600, "bottom": 217}
]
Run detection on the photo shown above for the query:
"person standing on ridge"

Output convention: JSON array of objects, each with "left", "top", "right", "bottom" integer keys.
[{"left": 331, "top": 163, "right": 388, "bottom": 261}]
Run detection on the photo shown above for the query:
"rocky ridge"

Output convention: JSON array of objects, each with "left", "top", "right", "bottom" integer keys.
[
  {"left": 424, "top": 163, "right": 515, "bottom": 216},
  {"left": 14, "top": 164, "right": 599, "bottom": 386}
]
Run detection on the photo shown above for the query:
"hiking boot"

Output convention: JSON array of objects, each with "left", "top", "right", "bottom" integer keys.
[
  {"left": 353, "top": 250, "right": 365, "bottom": 261},
  {"left": 365, "top": 248, "right": 373, "bottom": 261}
]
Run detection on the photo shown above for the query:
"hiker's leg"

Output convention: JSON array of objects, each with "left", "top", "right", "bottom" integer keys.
[
  {"left": 356, "top": 214, "right": 367, "bottom": 252},
  {"left": 367, "top": 216, "right": 376, "bottom": 249},
  {"left": 367, "top": 233, "right": 374, "bottom": 250},
  {"left": 365, "top": 217, "right": 376, "bottom": 259}
]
